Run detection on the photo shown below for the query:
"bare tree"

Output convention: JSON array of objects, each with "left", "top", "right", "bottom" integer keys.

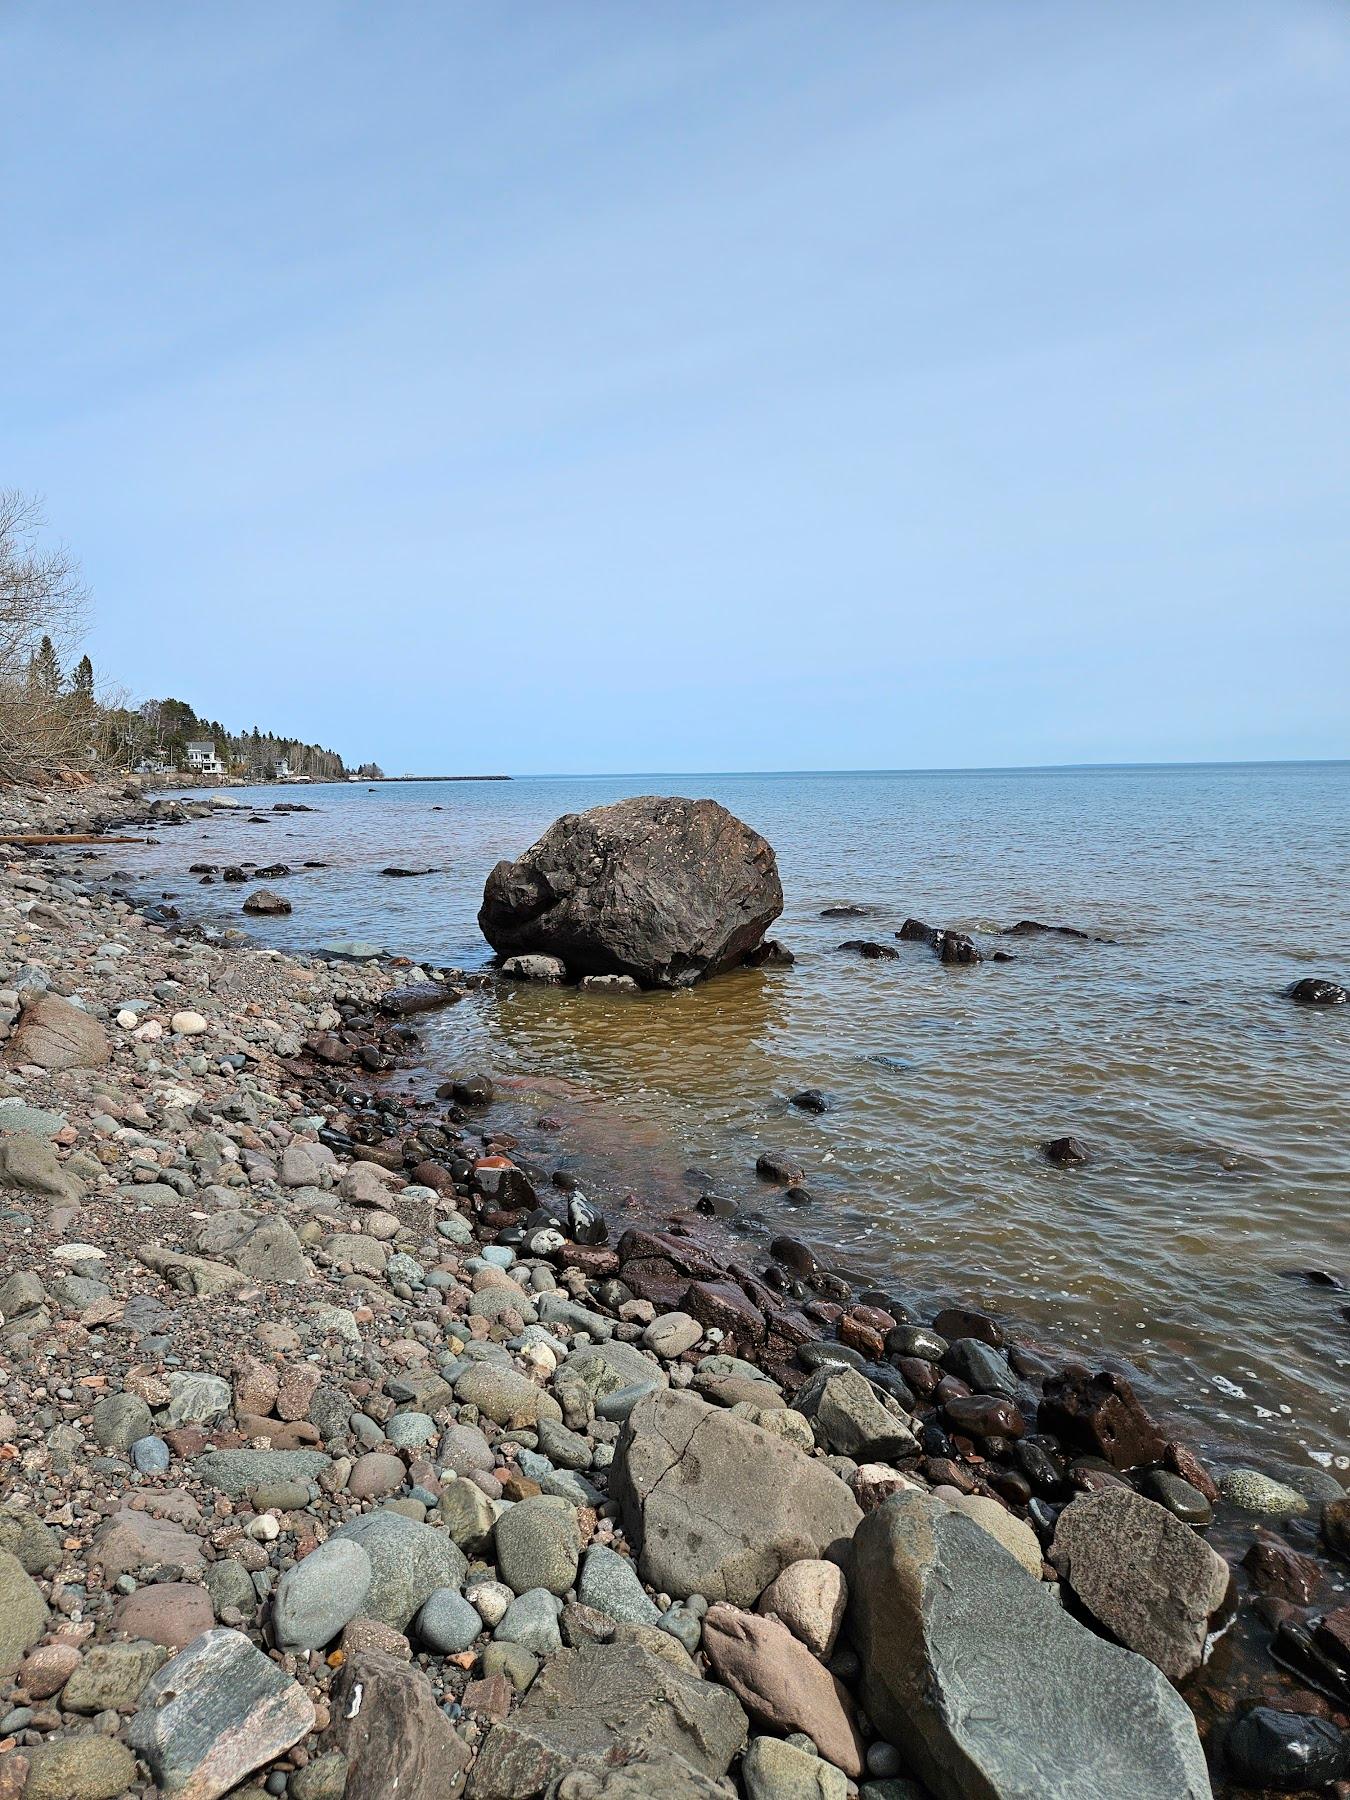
[{"left": 0, "top": 490, "right": 91, "bottom": 780}]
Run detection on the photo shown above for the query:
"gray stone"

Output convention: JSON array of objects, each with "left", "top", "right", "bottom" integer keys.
[
  {"left": 849, "top": 1489, "right": 1213, "bottom": 1800},
  {"left": 229, "top": 1216, "right": 310, "bottom": 1282},
  {"left": 744, "top": 1736, "right": 848, "bottom": 1800},
  {"left": 331, "top": 1509, "right": 467, "bottom": 1629},
  {"left": 545, "top": 1749, "right": 736, "bottom": 1798},
  {"left": 0, "top": 1101, "right": 66, "bottom": 1137},
  {"left": 565, "top": 1340, "right": 667, "bottom": 1398},
  {"left": 439, "top": 1421, "right": 495, "bottom": 1476},
  {"left": 643, "top": 1311, "right": 702, "bottom": 1358},
  {"left": 416, "top": 1586, "right": 484, "bottom": 1653},
  {"left": 273, "top": 1537, "right": 374, "bottom": 1651},
  {"left": 942, "top": 1337, "right": 1018, "bottom": 1399},
  {"left": 616, "top": 1389, "right": 861, "bottom": 1606},
  {"left": 1219, "top": 1468, "right": 1310, "bottom": 1516},
  {"left": 1051, "top": 1487, "right": 1232, "bottom": 1683},
  {"left": 577, "top": 1544, "right": 662, "bottom": 1626},
  {"left": 0, "top": 1549, "right": 48, "bottom": 1679},
  {"left": 62, "top": 1639, "right": 167, "bottom": 1712},
  {"left": 126, "top": 1626, "right": 315, "bottom": 1796},
  {"left": 132, "top": 1434, "right": 172, "bottom": 1474},
  {"left": 385, "top": 1410, "right": 436, "bottom": 1449},
  {"left": 192, "top": 1448, "right": 332, "bottom": 1495},
  {"left": 496, "top": 1496, "right": 580, "bottom": 1596},
  {"left": 0, "top": 1131, "right": 82, "bottom": 1202},
  {"left": 465, "top": 1641, "right": 748, "bottom": 1797},
  {"left": 0, "top": 1509, "right": 60, "bottom": 1574},
  {"left": 204, "top": 1558, "right": 258, "bottom": 1619},
  {"left": 438, "top": 1476, "right": 499, "bottom": 1553},
  {"left": 92, "top": 1389, "right": 154, "bottom": 1451},
  {"left": 456, "top": 1362, "right": 562, "bottom": 1428},
  {"left": 165, "top": 1369, "right": 232, "bottom": 1428},
  {"left": 536, "top": 1418, "right": 594, "bottom": 1471},
  {"left": 791, "top": 1365, "right": 919, "bottom": 1462},
  {"left": 495, "top": 1587, "right": 564, "bottom": 1656}
]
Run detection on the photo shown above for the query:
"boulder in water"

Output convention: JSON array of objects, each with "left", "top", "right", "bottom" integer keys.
[{"left": 478, "top": 796, "right": 783, "bottom": 987}]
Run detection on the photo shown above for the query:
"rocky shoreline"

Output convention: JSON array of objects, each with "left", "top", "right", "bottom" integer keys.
[{"left": 0, "top": 779, "right": 1347, "bottom": 1799}]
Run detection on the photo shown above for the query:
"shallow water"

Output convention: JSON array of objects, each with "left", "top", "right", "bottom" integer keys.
[{"left": 118, "top": 764, "right": 1350, "bottom": 1469}]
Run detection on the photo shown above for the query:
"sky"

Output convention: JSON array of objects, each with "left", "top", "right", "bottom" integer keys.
[{"left": 3, "top": 2, "right": 1348, "bottom": 775}]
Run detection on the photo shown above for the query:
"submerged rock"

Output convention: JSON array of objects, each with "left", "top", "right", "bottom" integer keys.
[
  {"left": 478, "top": 796, "right": 783, "bottom": 987},
  {"left": 849, "top": 1490, "right": 1213, "bottom": 1800},
  {"left": 1287, "top": 976, "right": 1348, "bottom": 1006}
]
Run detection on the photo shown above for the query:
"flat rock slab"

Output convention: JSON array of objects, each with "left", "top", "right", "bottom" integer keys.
[
  {"left": 192, "top": 1449, "right": 332, "bottom": 1495},
  {"left": 702, "top": 1603, "right": 863, "bottom": 1777},
  {"left": 616, "top": 1388, "right": 861, "bottom": 1606},
  {"left": 849, "top": 1489, "right": 1213, "bottom": 1800},
  {"left": 466, "top": 1641, "right": 747, "bottom": 1798},
  {"left": 126, "top": 1626, "right": 314, "bottom": 1799}
]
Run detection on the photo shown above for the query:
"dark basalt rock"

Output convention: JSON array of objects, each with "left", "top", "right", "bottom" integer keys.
[
  {"left": 1038, "top": 1368, "right": 1167, "bottom": 1471},
  {"left": 1226, "top": 1707, "right": 1347, "bottom": 1791},
  {"left": 381, "top": 866, "right": 438, "bottom": 877},
  {"left": 1287, "top": 977, "right": 1348, "bottom": 1006},
  {"left": 897, "top": 918, "right": 938, "bottom": 944},
  {"left": 478, "top": 795, "right": 782, "bottom": 988},
  {"left": 1041, "top": 1134, "right": 1091, "bottom": 1167},
  {"left": 1005, "top": 918, "right": 1114, "bottom": 943},
  {"left": 836, "top": 939, "right": 899, "bottom": 960},
  {"left": 242, "top": 888, "right": 291, "bottom": 915},
  {"left": 820, "top": 904, "right": 870, "bottom": 917},
  {"left": 789, "top": 1088, "right": 831, "bottom": 1114},
  {"left": 938, "top": 931, "right": 982, "bottom": 965}
]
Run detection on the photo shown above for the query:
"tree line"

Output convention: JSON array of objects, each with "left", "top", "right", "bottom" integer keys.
[{"left": 0, "top": 489, "right": 380, "bottom": 783}]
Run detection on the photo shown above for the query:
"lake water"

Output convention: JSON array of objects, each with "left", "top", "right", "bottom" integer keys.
[{"left": 119, "top": 764, "right": 1350, "bottom": 1472}]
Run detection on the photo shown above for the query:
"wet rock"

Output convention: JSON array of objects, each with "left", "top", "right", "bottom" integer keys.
[
  {"left": 465, "top": 1641, "right": 748, "bottom": 1797},
  {"left": 1050, "top": 1487, "right": 1231, "bottom": 1681},
  {"left": 1286, "top": 977, "right": 1348, "bottom": 1006},
  {"left": 242, "top": 887, "right": 291, "bottom": 914},
  {"left": 3, "top": 991, "right": 109, "bottom": 1070},
  {"left": 1141, "top": 1468, "right": 1213, "bottom": 1526},
  {"left": 1041, "top": 1135, "right": 1090, "bottom": 1167},
  {"left": 616, "top": 1388, "right": 861, "bottom": 1606},
  {"left": 850, "top": 1489, "right": 1213, "bottom": 1800},
  {"left": 790, "top": 1088, "right": 831, "bottom": 1114},
  {"left": 937, "top": 931, "right": 981, "bottom": 965},
  {"left": 1241, "top": 1531, "right": 1323, "bottom": 1604},
  {"left": 1225, "top": 1706, "right": 1347, "bottom": 1790},
  {"left": 273, "top": 1537, "right": 374, "bottom": 1651},
  {"left": 127, "top": 1626, "right": 315, "bottom": 1797},
  {"left": 1038, "top": 1368, "right": 1166, "bottom": 1470},
  {"left": 836, "top": 939, "right": 899, "bottom": 960},
  {"left": 1219, "top": 1468, "right": 1309, "bottom": 1516},
  {"left": 479, "top": 796, "right": 783, "bottom": 987},
  {"left": 703, "top": 1603, "right": 864, "bottom": 1777},
  {"left": 326, "top": 1647, "right": 472, "bottom": 1800},
  {"left": 502, "top": 953, "right": 568, "bottom": 983}
]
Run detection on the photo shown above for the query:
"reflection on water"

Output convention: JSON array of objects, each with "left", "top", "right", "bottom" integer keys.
[{"left": 118, "top": 764, "right": 1350, "bottom": 1468}]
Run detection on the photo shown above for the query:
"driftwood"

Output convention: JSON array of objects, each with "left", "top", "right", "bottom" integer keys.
[{"left": 0, "top": 833, "right": 157, "bottom": 845}]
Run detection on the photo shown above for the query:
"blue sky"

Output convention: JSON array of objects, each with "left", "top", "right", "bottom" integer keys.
[{"left": 4, "top": 2, "right": 1348, "bottom": 773}]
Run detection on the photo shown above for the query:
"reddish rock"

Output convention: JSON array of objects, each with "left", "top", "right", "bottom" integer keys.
[
  {"left": 1164, "top": 1441, "right": 1219, "bottom": 1506},
  {"left": 1038, "top": 1369, "right": 1166, "bottom": 1470},
  {"left": 276, "top": 1363, "right": 323, "bottom": 1421},
  {"left": 1243, "top": 1532, "right": 1324, "bottom": 1605},
  {"left": 113, "top": 1581, "right": 214, "bottom": 1648},
  {"left": 683, "top": 1279, "right": 767, "bottom": 1348},
  {"left": 933, "top": 1306, "right": 1003, "bottom": 1347},
  {"left": 462, "top": 1672, "right": 513, "bottom": 1723},
  {"left": 702, "top": 1603, "right": 864, "bottom": 1778},
  {"left": 554, "top": 1245, "right": 619, "bottom": 1279}
]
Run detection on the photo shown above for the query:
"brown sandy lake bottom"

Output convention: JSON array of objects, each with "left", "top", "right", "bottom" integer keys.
[{"left": 113, "top": 763, "right": 1349, "bottom": 1474}]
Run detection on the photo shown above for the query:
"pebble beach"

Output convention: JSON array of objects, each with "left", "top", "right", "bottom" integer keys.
[{"left": 1, "top": 777, "right": 1348, "bottom": 1800}]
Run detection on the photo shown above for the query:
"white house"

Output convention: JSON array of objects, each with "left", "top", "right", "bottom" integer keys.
[{"left": 185, "top": 739, "right": 225, "bottom": 775}]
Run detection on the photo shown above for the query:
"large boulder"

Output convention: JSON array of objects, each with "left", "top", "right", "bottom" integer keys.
[
  {"left": 478, "top": 796, "right": 783, "bottom": 987},
  {"left": 1050, "top": 1488, "right": 1231, "bottom": 1682},
  {"left": 849, "top": 1489, "right": 1213, "bottom": 1800},
  {"left": 615, "top": 1389, "right": 860, "bottom": 1606},
  {"left": 465, "top": 1641, "right": 747, "bottom": 1798}
]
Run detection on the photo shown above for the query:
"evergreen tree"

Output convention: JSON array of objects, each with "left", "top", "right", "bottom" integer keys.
[
  {"left": 70, "top": 654, "right": 95, "bottom": 703},
  {"left": 31, "top": 634, "right": 62, "bottom": 697}
]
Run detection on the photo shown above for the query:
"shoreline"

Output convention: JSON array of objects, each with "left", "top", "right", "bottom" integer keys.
[{"left": 0, "top": 777, "right": 1346, "bottom": 1796}]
